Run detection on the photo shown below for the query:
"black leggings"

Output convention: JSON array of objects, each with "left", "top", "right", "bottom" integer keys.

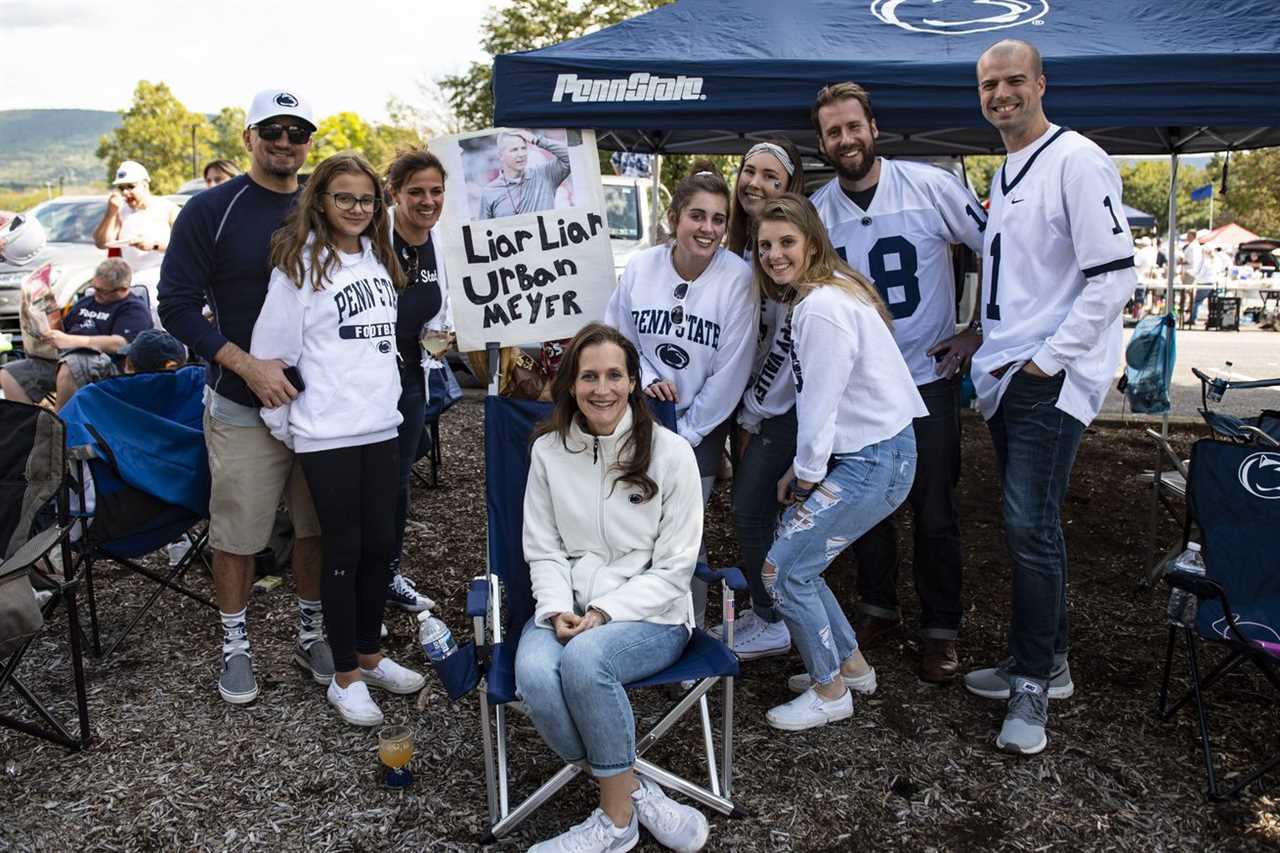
[{"left": 299, "top": 438, "right": 399, "bottom": 672}]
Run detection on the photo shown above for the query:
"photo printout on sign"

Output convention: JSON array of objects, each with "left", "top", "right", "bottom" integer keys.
[{"left": 433, "top": 127, "right": 616, "bottom": 351}]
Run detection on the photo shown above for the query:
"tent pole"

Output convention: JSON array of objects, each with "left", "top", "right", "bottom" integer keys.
[
  {"left": 1162, "top": 151, "right": 1180, "bottom": 440},
  {"left": 651, "top": 154, "right": 662, "bottom": 246}
]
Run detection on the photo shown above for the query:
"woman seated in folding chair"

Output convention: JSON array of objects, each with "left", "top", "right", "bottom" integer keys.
[
  {"left": 518, "top": 323, "right": 712, "bottom": 853},
  {"left": 751, "top": 195, "right": 924, "bottom": 732}
]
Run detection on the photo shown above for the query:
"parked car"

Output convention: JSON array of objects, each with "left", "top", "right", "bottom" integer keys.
[
  {"left": 0, "top": 194, "right": 188, "bottom": 359},
  {"left": 603, "top": 174, "right": 669, "bottom": 278}
]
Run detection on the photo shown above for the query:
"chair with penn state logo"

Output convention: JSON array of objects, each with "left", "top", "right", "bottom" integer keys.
[
  {"left": 1155, "top": 437, "right": 1280, "bottom": 799},
  {"left": 462, "top": 352, "right": 748, "bottom": 843}
]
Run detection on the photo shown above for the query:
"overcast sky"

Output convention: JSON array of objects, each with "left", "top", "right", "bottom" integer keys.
[{"left": 0, "top": 0, "right": 495, "bottom": 122}]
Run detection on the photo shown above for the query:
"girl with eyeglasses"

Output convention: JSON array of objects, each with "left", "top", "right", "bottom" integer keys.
[
  {"left": 751, "top": 194, "right": 924, "bottom": 732},
  {"left": 713, "top": 139, "right": 807, "bottom": 662},
  {"left": 605, "top": 161, "right": 756, "bottom": 629},
  {"left": 251, "top": 152, "right": 426, "bottom": 727},
  {"left": 380, "top": 149, "right": 453, "bottom": 616}
]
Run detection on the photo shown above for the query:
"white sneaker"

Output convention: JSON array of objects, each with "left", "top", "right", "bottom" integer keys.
[
  {"left": 787, "top": 666, "right": 877, "bottom": 696},
  {"left": 528, "top": 808, "right": 639, "bottom": 853},
  {"left": 766, "top": 686, "right": 853, "bottom": 731},
  {"left": 326, "top": 679, "right": 383, "bottom": 726},
  {"left": 632, "top": 775, "right": 709, "bottom": 852},
  {"left": 166, "top": 535, "right": 192, "bottom": 568},
  {"left": 708, "top": 611, "right": 791, "bottom": 660},
  {"left": 360, "top": 656, "right": 427, "bottom": 695}
]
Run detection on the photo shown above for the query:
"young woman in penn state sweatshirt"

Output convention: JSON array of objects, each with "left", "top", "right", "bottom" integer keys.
[
  {"left": 251, "top": 153, "right": 426, "bottom": 727},
  {"left": 605, "top": 161, "right": 756, "bottom": 628},
  {"left": 751, "top": 195, "right": 926, "bottom": 733}
]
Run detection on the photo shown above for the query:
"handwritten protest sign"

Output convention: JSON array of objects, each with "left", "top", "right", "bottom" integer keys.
[{"left": 432, "top": 127, "right": 615, "bottom": 351}]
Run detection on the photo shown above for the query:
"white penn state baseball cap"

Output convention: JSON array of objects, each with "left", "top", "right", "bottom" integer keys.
[
  {"left": 113, "top": 160, "right": 149, "bottom": 185},
  {"left": 245, "top": 89, "right": 316, "bottom": 131}
]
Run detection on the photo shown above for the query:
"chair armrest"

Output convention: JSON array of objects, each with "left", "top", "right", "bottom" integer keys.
[
  {"left": 1164, "top": 570, "right": 1224, "bottom": 602},
  {"left": 694, "top": 562, "right": 749, "bottom": 592},
  {"left": 0, "top": 526, "right": 63, "bottom": 580},
  {"left": 466, "top": 576, "right": 490, "bottom": 618}
]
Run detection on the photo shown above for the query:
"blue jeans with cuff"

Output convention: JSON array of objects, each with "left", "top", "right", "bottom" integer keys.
[
  {"left": 987, "top": 370, "right": 1084, "bottom": 686},
  {"left": 515, "top": 617, "right": 689, "bottom": 778},
  {"left": 767, "top": 426, "right": 917, "bottom": 685}
]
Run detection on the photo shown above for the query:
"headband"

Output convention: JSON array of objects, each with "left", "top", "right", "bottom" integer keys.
[{"left": 744, "top": 142, "right": 795, "bottom": 176}]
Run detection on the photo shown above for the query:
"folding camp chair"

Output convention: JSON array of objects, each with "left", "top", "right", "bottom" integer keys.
[
  {"left": 465, "top": 391, "right": 748, "bottom": 843},
  {"left": 1155, "top": 438, "right": 1280, "bottom": 799},
  {"left": 0, "top": 400, "right": 91, "bottom": 750},
  {"left": 58, "top": 366, "right": 215, "bottom": 658},
  {"left": 411, "top": 361, "right": 464, "bottom": 489}
]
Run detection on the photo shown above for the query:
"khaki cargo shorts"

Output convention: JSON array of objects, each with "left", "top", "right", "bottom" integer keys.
[{"left": 203, "top": 404, "right": 321, "bottom": 555}]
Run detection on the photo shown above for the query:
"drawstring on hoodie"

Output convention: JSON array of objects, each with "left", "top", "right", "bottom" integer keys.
[{"left": 593, "top": 436, "right": 599, "bottom": 465}]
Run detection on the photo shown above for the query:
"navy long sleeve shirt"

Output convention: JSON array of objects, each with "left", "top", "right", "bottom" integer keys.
[{"left": 157, "top": 174, "right": 300, "bottom": 408}]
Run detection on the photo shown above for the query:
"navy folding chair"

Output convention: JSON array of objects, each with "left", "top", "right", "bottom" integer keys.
[
  {"left": 466, "top": 392, "right": 748, "bottom": 842},
  {"left": 59, "top": 366, "right": 215, "bottom": 658},
  {"left": 1156, "top": 438, "right": 1280, "bottom": 799}
]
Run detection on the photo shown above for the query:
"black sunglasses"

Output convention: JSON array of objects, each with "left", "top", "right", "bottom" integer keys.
[
  {"left": 254, "top": 123, "right": 312, "bottom": 145},
  {"left": 671, "top": 281, "right": 690, "bottom": 325}
]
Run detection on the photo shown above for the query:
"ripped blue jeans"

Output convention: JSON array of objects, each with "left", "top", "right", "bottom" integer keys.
[{"left": 766, "top": 426, "right": 917, "bottom": 685}]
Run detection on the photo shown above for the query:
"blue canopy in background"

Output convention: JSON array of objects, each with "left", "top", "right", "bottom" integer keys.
[{"left": 493, "top": 0, "right": 1280, "bottom": 157}]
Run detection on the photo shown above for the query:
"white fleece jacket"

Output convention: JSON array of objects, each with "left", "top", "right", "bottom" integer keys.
[
  {"left": 250, "top": 237, "right": 403, "bottom": 452},
  {"left": 523, "top": 406, "right": 703, "bottom": 629}
]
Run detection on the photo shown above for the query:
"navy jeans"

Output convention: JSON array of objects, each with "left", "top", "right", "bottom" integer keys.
[
  {"left": 1189, "top": 287, "right": 1213, "bottom": 324},
  {"left": 393, "top": 376, "right": 427, "bottom": 566},
  {"left": 852, "top": 377, "right": 963, "bottom": 638},
  {"left": 987, "top": 370, "right": 1084, "bottom": 684},
  {"left": 731, "top": 408, "right": 797, "bottom": 623}
]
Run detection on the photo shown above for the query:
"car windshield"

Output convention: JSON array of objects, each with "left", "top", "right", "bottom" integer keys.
[
  {"left": 29, "top": 199, "right": 106, "bottom": 244},
  {"left": 605, "top": 184, "right": 641, "bottom": 241}
]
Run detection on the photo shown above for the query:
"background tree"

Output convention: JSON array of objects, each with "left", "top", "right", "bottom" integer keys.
[
  {"left": 207, "top": 107, "right": 249, "bottom": 170},
  {"left": 1218, "top": 149, "right": 1280, "bottom": 238},
  {"left": 95, "top": 81, "right": 209, "bottom": 193},
  {"left": 306, "top": 110, "right": 426, "bottom": 172}
]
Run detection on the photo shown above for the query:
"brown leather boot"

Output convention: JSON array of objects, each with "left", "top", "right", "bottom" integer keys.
[
  {"left": 852, "top": 613, "right": 901, "bottom": 649},
  {"left": 919, "top": 638, "right": 960, "bottom": 685}
]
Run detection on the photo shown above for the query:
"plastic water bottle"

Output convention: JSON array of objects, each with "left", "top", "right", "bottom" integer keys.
[
  {"left": 1165, "top": 542, "right": 1206, "bottom": 626},
  {"left": 1206, "top": 361, "right": 1233, "bottom": 403},
  {"left": 418, "top": 613, "right": 457, "bottom": 662}
]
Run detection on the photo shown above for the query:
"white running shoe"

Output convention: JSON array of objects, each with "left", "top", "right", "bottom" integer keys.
[
  {"left": 766, "top": 686, "right": 854, "bottom": 732},
  {"left": 360, "top": 656, "right": 427, "bottom": 695},
  {"left": 787, "top": 666, "right": 877, "bottom": 696},
  {"left": 632, "top": 774, "right": 709, "bottom": 852},
  {"left": 166, "top": 534, "right": 192, "bottom": 568},
  {"left": 708, "top": 611, "right": 791, "bottom": 661},
  {"left": 326, "top": 679, "right": 383, "bottom": 726},
  {"left": 527, "top": 808, "right": 639, "bottom": 853}
]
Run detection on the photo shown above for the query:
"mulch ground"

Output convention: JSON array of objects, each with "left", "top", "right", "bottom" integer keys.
[{"left": 2, "top": 397, "right": 1278, "bottom": 852}]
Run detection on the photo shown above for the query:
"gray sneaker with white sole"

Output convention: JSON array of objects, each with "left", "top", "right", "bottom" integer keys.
[
  {"left": 996, "top": 677, "right": 1049, "bottom": 754},
  {"left": 218, "top": 653, "right": 258, "bottom": 704},
  {"left": 964, "top": 657, "right": 1073, "bottom": 700}
]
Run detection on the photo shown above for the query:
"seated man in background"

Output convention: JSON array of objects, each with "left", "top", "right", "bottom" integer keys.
[
  {"left": 0, "top": 258, "right": 152, "bottom": 409},
  {"left": 122, "top": 327, "right": 188, "bottom": 374}
]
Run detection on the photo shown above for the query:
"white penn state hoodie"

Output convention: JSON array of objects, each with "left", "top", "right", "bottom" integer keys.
[{"left": 251, "top": 236, "right": 403, "bottom": 452}]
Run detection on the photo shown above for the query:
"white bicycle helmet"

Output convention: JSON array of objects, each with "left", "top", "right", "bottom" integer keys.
[{"left": 1, "top": 213, "right": 47, "bottom": 265}]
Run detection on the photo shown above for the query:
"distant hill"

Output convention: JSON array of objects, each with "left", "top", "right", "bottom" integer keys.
[{"left": 0, "top": 109, "right": 121, "bottom": 190}]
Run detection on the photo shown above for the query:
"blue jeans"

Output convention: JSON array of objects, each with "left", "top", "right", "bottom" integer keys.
[
  {"left": 987, "top": 371, "right": 1084, "bottom": 685},
  {"left": 392, "top": 375, "right": 427, "bottom": 566},
  {"left": 1189, "top": 287, "right": 1213, "bottom": 324},
  {"left": 731, "top": 408, "right": 797, "bottom": 623},
  {"left": 515, "top": 618, "right": 688, "bottom": 778},
  {"left": 767, "top": 426, "right": 917, "bottom": 684}
]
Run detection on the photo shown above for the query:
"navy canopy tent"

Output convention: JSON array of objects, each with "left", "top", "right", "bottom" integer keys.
[
  {"left": 493, "top": 0, "right": 1280, "bottom": 157},
  {"left": 1125, "top": 204, "right": 1156, "bottom": 229}
]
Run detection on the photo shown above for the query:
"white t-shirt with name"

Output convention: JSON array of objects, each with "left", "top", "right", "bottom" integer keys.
[
  {"left": 810, "top": 160, "right": 987, "bottom": 386},
  {"left": 971, "top": 124, "right": 1138, "bottom": 426}
]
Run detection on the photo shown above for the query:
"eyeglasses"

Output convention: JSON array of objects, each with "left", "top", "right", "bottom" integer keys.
[
  {"left": 323, "top": 192, "right": 380, "bottom": 213},
  {"left": 116, "top": 184, "right": 136, "bottom": 192},
  {"left": 670, "top": 281, "right": 690, "bottom": 325},
  {"left": 253, "top": 123, "right": 313, "bottom": 145}
]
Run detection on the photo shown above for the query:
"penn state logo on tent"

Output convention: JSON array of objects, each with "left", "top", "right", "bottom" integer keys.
[
  {"left": 870, "top": 0, "right": 1049, "bottom": 35},
  {"left": 655, "top": 343, "right": 689, "bottom": 370},
  {"left": 274, "top": 92, "right": 299, "bottom": 108},
  {"left": 1238, "top": 451, "right": 1280, "bottom": 500}
]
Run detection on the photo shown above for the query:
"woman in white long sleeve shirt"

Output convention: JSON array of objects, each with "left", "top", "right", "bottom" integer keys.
[
  {"left": 750, "top": 195, "right": 926, "bottom": 732},
  {"left": 517, "top": 323, "right": 712, "bottom": 853},
  {"left": 250, "top": 153, "right": 425, "bottom": 728},
  {"left": 605, "top": 160, "right": 755, "bottom": 628}
]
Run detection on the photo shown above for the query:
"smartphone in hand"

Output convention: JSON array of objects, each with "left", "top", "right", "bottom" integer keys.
[{"left": 283, "top": 365, "right": 305, "bottom": 393}]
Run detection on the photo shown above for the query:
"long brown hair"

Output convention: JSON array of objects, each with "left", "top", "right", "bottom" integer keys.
[
  {"left": 666, "top": 159, "right": 731, "bottom": 239},
  {"left": 727, "top": 138, "right": 805, "bottom": 256},
  {"left": 270, "top": 152, "right": 405, "bottom": 292},
  {"left": 532, "top": 323, "right": 658, "bottom": 502},
  {"left": 751, "top": 193, "right": 892, "bottom": 328}
]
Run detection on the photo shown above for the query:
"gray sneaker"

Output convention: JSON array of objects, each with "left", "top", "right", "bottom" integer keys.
[
  {"left": 528, "top": 808, "right": 639, "bottom": 853},
  {"left": 964, "top": 657, "right": 1073, "bottom": 700},
  {"left": 996, "top": 677, "right": 1049, "bottom": 755},
  {"left": 294, "top": 639, "right": 335, "bottom": 685},
  {"left": 218, "top": 653, "right": 259, "bottom": 704}
]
